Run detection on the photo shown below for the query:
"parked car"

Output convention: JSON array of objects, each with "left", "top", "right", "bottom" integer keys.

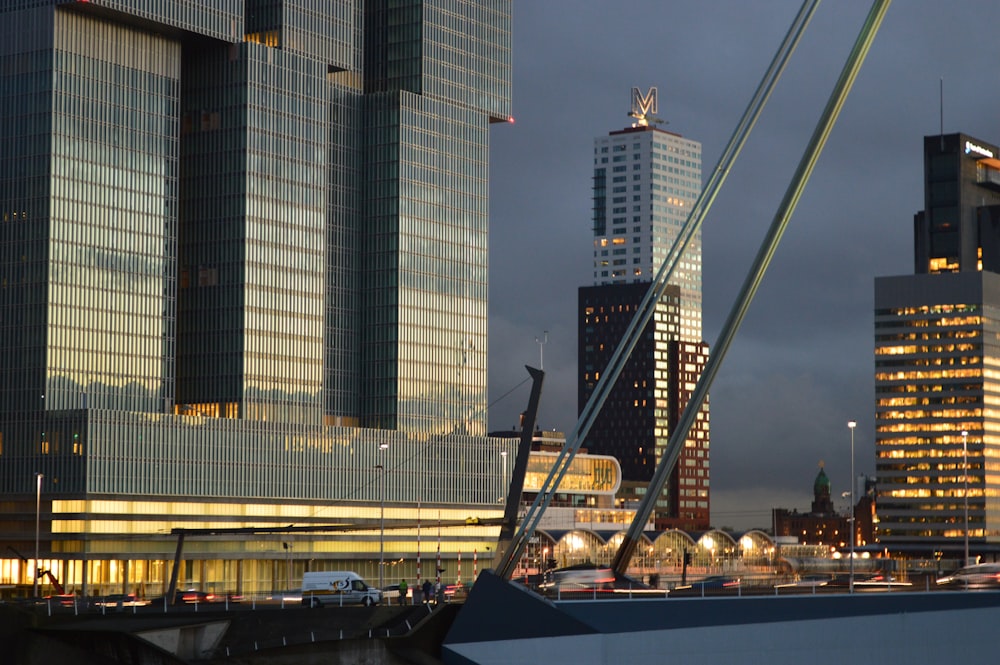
[{"left": 937, "top": 563, "right": 1000, "bottom": 589}]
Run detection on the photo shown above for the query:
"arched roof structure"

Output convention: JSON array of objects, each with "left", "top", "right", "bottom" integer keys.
[
  {"left": 542, "top": 528, "right": 609, "bottom": 568},
  {"left": 532, "top": 527, "right": 780, "bottom": 574},
  {"left": 649, "top": 530, "right": 698, "bottom": 566},
  {"left": 737, "top": 529, "right": 777, "bottom": 566}
]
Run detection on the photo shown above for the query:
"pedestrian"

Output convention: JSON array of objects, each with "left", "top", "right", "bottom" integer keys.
[
  {"left": 398, "top": 579, "right": 408, "bottom": 605},
  {"left": 422, "top": 579, "right": 433, "bottom": 604}
]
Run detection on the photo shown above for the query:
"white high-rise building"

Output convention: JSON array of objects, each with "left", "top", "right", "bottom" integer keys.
[
  {"left": 580, "top": 88, "right": 710, "bottom": 531},
  {"left": 590, "top": 87, "right": 702, "bottom": 342}
]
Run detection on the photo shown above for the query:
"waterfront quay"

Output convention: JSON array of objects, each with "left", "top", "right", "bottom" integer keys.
[{"left": 3, "top": 598, "right": 460, "bottom": 665}]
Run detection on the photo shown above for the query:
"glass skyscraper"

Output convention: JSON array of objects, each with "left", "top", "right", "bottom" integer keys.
[{"left": 0, "top": 0, "right": 512, "bottom": 597}]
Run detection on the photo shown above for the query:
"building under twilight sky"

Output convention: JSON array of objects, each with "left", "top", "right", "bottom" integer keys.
[
  {"left": 578, "top": 89, "right": 710, "bottom": 531},
  {"left": 0, "top": 0, "right": 513, "bottom": 597},
  {"left": 874, "top": 132, "right": 1000, "bottom": 556}
]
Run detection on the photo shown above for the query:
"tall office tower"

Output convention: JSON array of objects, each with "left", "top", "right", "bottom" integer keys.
[
  {"left": 875, "top": 133, "right": 1000, "bottom": 551},
  {"left": 0, "top": 1, "right": 512, "bottom": 597},
  {"left": 579, "top": 89, "right": 709, "bottom": 531},
  {"left": 591, "top": 88, "right": 703, "bottom": 342}
]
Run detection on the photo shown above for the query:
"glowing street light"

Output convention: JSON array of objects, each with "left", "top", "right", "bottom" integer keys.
[{"left": 847, "top": 420, "right": 856, "bottom": 594}]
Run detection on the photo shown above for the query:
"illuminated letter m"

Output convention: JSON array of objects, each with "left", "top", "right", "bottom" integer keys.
[{"left": 631, "top": 87, "right": 658, "bottom": 117}]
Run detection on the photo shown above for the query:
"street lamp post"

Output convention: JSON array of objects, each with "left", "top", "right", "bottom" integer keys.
[
  {"left": 500, "top": 449, "right": 508, "bottom": 503},
  {"left": 962, "top": 430, "right": 969, "bottom": 567},
  {"left": 377, "top": 442, "right": 389, "bottom": 591},
  {"left": 375, "top": 464, "right": 385, "bottom": 589},
  {"left": 847, "top": 421, "right": 856, "bottom": 594},
  {"left": 33, "top": 472, "right": 43, "bottom": 598}
]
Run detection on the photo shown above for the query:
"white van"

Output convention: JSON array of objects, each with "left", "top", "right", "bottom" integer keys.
[{"left": 301, "top": 571, "right": 382, "bottom": 607}]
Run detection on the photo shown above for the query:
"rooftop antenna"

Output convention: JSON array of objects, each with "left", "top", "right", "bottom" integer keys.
[
  {"left": 534, "top": 331, "right": 548, "bottom": 370},
  {"left": 940, "top": 77, "right": 944, "bottom": 151}
]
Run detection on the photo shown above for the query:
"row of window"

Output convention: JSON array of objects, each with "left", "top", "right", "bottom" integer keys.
[{"left": 0, "top": 413, "right": 516, "bottom": 504}]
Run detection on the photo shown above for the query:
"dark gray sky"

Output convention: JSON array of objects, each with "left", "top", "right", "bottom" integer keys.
[{"left": 486, "top": 1, "right": 1000, "bottom": 530}]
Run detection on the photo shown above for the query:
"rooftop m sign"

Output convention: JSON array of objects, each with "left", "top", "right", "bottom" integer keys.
[{"left": 631, "top": 87, "right": 658, "bottom": 119}]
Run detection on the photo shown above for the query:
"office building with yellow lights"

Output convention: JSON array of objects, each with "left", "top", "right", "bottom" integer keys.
[
  {"left": 0, "top": 0, "right": 512, "bottom": 598},
  {"left": 874, "top": 133, "right": 1000, "bottom": 552}
]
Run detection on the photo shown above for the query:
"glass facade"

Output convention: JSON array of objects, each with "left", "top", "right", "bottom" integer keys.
[
  {"left": 0, "top": 1, "right": 512, "bottom": 597},
  {"left": 325, "top": 80, "right": 364, "bottom": 424},
  {"left": 6, "top": 0, "right": 245, "bottom": 42},
  {"left": 177, "top": 43, "right": 328, "bottom": 426},
  {"left": 362, "top": 91, "right": 489, "bottom": 434},
  {"left": 523, "top": 451, "right": 621, "bottom": 497},
  {"left": 420, "top": 0, "right": 512, "bottom": 122},
  {"left": 364, "top": 0, "right": 511, "bottom": 123},
  {"left": 874, "top": 272, "right": 1000, "bottom": 544},
  {"left": 246, "top": 0, "right": 354, "bottom": 69}
]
